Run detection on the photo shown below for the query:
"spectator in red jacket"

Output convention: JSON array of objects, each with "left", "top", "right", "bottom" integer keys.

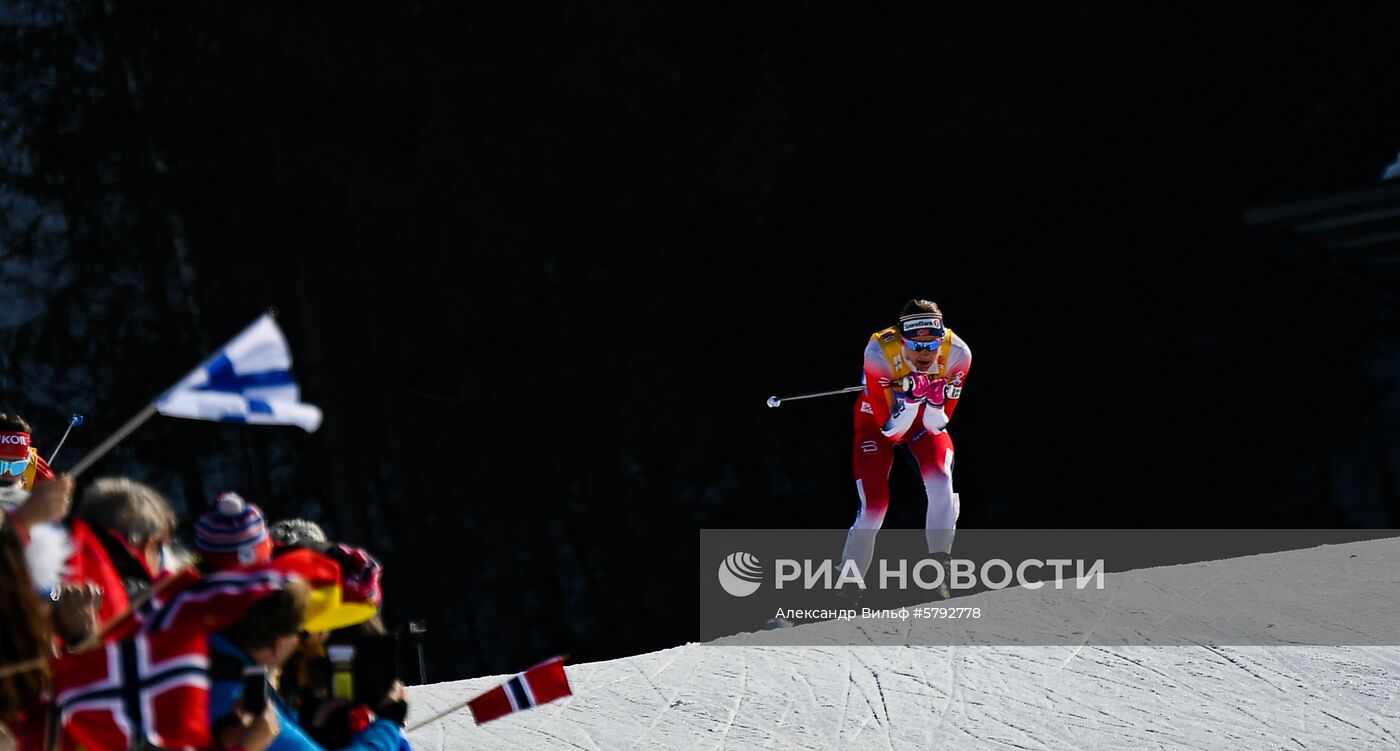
[{"left": 67, "top": 477, "right": 178, "bottom": 624}]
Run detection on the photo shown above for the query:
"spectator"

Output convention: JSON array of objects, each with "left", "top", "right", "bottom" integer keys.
[
  {"left": 0, "top": 513, "right": 52, "bottom": 749},
  {"left": 68, "top": 477, "right": 178, "bottom": 623},
  {"left": 268, "top": 519, "right": 328, "bottom": 550},
  {"left": 208, "top": 584, "right": 406, "bottom": 751},
  {"left": 0, "top": 413, "right": 71, "bottom": 563},
  {"left": 267, "top": 519, "right": 399, "bottom": 744},
  {"left": 268, "top": 520, "right": 382, "bottom": 634},
  {"left": 195, "top": 492, "right": 273, "bottom": 571},
  {"left": 0, "top": 413, "right": 55, "bottom": 514},
  {"left": 292, "top": 617, "right": 409, "bottom": 750}
]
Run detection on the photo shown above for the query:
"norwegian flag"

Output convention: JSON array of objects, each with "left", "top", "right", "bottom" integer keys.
[
  {"left": 54, "top": 549, "right": 343, "bottom": 750},
  {"left": 53, "top": 626, "right": 212, "bottom": 751},
  {"left": 468, "top": 656, "right": 573, "bottom": 724}
]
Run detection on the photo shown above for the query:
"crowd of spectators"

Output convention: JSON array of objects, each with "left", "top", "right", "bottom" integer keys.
[{"left": 0, "top": 413, "right": 410, "bottom": 751}]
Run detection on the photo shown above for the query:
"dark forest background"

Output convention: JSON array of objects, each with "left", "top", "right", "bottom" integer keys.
[{"left": 3, "top": 2, "right": 1400, "bottom": 681}]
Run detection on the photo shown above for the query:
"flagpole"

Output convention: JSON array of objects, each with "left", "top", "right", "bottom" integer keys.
[
  {"left": 66, "top": 565, "right": 192, "bottom": 654},
  {"left": 46, "top": 413, "right": 84, "bottom": 465},
  {"left": 64, "top": 312, "right": 284, "bottom": 479},
  {"left": 67, "top": 404, "right": 158, "bottom": 480},
  {"left": 0, "top": 566, "right": 193, "bottom": 680},
  {"left": 0, "top": 655, "right": 47, "bottom": 681},
  {"left": 406, "top": 696, "right": 478, "bottom": 733}
]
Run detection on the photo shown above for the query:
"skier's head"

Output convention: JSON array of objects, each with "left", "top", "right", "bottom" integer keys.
[{"left": 898, "top": 299, "right": 945, "bottom": 372}]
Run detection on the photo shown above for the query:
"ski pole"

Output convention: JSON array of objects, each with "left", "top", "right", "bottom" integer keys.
[
  {"left": 766, "top": 385, "right": 865, "bottom": 408},
  {"left": 46, "top": 413, "right": 84, "bottom": 465}
]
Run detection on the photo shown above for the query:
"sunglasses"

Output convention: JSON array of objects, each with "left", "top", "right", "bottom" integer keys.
[
  {"left": 901, "top": 337, "right": 944, "bottom": 352},
  {"left": 0, "top": 458, "right": 29, "bottom": 477}
]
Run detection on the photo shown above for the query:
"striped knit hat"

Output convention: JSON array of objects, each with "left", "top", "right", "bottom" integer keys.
[{"left": 195, "top": 491, "right": 273, "bottom": 569}]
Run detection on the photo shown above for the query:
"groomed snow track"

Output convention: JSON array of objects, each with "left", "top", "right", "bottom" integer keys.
[{"left": 408, "top": 538, "right": 1400, "bottom": 750}]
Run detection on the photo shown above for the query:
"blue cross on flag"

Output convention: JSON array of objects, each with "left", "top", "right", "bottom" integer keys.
[{"left": 155, "top": 314, "right": 323, "bottom": 432}]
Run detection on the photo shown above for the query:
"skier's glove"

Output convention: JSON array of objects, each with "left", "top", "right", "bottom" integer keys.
[
  {"left": 922, "top": 404, "right": 949, "bottom": 434},
  {"left": 881, "top": 394, "right": 921, "bottom": 440},
  {"left": 896, "top": 374, "right": 948, "bottom": 406},
  {"left": 911, "top": 374, "right": 948, "bottom": 406}
]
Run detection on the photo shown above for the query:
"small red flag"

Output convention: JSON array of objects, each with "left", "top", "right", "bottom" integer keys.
[{"left": 468, "top": 656, "right": 572, "bottom": 724}]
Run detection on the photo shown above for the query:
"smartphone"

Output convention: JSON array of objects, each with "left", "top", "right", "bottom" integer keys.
[
  {"left": 241, "top": 665, "right": 268, "bottom": 715},
  {"left": 328, "top": 643, "right": 356, "bottom": 701},
  {"left": 324, "top": 635, "right": 400, "bottom": 704}
]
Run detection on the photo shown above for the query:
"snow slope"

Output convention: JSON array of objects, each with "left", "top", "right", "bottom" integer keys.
[{"left": 407, "top": 539, "right": 1400, "bottom": 750}]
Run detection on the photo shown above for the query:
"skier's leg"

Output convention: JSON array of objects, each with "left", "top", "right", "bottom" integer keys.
[
  {"left": 841, "top": 413, "right": 893, "bottom": 583},
  {"left": 910, "top": 430, "right": 957, "bottom": 554}
]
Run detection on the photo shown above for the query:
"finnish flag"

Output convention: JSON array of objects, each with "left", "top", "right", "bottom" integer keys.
[{"left": 155, "top": 314, "right": 323, "bottom": 432}]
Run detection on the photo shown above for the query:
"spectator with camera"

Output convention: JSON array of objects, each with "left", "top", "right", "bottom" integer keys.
[
  {"left": 208, "top": 583, "right": 407, "bottom": 751},
  {"left": 264, "top": 518, "right": 407, "bottom": 748}
]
